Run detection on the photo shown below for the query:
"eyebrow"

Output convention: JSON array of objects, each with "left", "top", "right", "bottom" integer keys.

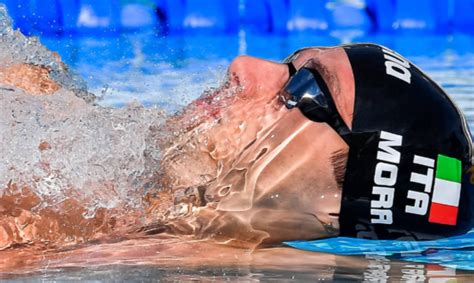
[
  {"left": 299, "top": 55, "right": 341, "bottom": 101},
  {"left": 284, "top": 47, "right": 353, "bottom": 132},
  {"left": 314, "top": 58, "right": 341, "bottom": 98}
]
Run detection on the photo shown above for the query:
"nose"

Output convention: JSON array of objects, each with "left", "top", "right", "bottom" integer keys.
[
  {"left": 177, "top": 56, "right": 291, "bottom": 130},
  {"left": 227, "top": 56, "right": 290, "bottom": 100}
]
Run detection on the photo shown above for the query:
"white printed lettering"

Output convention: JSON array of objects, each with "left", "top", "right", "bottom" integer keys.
[
  {"left": 405, "top": 190, "right": 429, "bottom": 215},
  {"left": 371, "top": 186, "right": 395, "bottom": 208},
  {"left": 377, "top": 131, "right": 403, "bottom": 164},
  {"left": 371, "top": 209, "right": 393, "bottom": 224},
  {"left": 383, "top": 53, "right": 410, "bottom": 68},
  {"left": 413, "top": 155, "right": 435, "bottom": 168},
  {"left": 410, "top": 156, "right": 434, "bottom": 193},
  {"left": 410, "top": 170, "right": 434, "bottom": 193},
  {"left": 382, "top": 48, "right": 412, "bottom": 84},
  {"left": 370, "top": 131, "right": 403, "bottom": 225},
  {"left": 385, "top": 61, "right": 412, "bottom": 84},
  {"left": 374, "top": 162, "right": 399, "bottom": 187},
  {"left": 405, "top": 155, "right": 435, "bottom": 216}
]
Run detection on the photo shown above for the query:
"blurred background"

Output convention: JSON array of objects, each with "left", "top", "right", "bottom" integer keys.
[
  {"left": 2, "top": 0, "right": 474, "bottom": 37},
  {"left": 0, "top": 0, "right": 472, "bottom": 113}
]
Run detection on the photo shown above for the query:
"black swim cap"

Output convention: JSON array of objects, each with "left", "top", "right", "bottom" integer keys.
[{"left": 338, "top": 44, "right": 473, "bottom": 240}]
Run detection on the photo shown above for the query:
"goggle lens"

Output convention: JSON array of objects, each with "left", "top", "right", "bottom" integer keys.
[{"left": 278, "top": 63, "right": 351, "bottom": 144}]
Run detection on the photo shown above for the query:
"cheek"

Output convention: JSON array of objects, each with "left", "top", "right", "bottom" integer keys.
[
  {"left": 211, "top": 110, "right": 347, "bottom": 211},
  {"left": 253, "top": 117, "right": 346, "bottom": 206},
  {"left": 202, "top": 110, "right": 347, "bottom": 241}
]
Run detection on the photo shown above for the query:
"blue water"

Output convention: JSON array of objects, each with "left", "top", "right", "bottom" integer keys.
[
  {"left": 40, "top": 32, "right": 474, "bottom": 128},
  {"left": 287, "top": 230, "right": 474, "bottom": 270},
  {"left": 287, "top": 230, "right": 474, "bottom": 256}
]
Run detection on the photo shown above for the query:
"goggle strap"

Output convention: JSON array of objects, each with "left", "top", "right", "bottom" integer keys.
[
  {"left": 308, "top": 68, "right": 352, "bottom": 145},
  {"left": 286, "top": 62, "right": 297, "bottom": 77}
]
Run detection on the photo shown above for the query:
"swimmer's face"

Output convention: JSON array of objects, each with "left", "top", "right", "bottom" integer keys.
[{"left": 161, "top": 47, "right": 355, "bottom": 245}]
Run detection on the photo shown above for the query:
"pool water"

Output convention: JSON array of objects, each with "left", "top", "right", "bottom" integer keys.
[
  {"left": 1, "top": 12, "right": 473, "bottom": 281},
  {"left": 40, "top": 32, "right": 474, "bottom": 130},
  {"left": 6, "top": 263, "right": 474, "bottom": 281}
]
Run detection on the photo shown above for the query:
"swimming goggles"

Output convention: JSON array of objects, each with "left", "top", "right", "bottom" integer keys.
[{"left": 279, "top": 61, "right": 351, "bottom": 144}]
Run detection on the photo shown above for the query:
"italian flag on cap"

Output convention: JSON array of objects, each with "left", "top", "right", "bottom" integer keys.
[{"left": 429, "top": 154, "right": 462, "bottom": 226}]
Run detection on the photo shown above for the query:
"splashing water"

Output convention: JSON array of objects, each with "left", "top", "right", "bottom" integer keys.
[
  {"left": 0, "top": 4, "right": 264, "bottom": 251},
  {"left": 0, "top": 90, "right": 166, "bottom": 213},
  {"left": 0, "top": 4, "right": 91, "bottom": 101},
  {"left": 0, "top": 4, "right": 171, "bottom": 249},
  {"left": 0, "top": 7, "right": 347, "bottom": 251}
]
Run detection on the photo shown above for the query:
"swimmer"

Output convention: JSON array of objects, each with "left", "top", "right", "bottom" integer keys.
[{"left": 0, "top": 44, "right": 473, "bottom": 250}]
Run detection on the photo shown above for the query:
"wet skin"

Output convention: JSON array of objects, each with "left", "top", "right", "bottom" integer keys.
[{"left": 160, "top": 47, "right": 356, "bottom": 246}]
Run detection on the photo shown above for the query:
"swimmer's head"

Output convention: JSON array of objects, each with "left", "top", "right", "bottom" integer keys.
[
  {"left": 282, "top": 43, "right": 473, "bottom": 240},
  {"left": 162, "top": 50, "right": 352, "bottom": 244},
  {"left": 162, "top": 44, "right": 472, "bottom": 244}
]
